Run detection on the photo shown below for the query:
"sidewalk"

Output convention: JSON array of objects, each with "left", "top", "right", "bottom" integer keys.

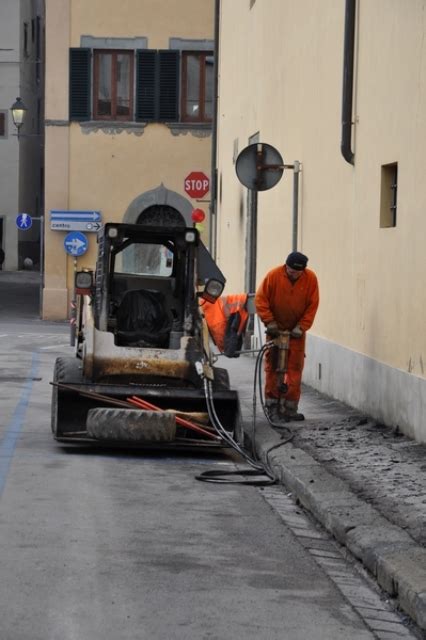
[
  {"left": 0, "top": 270, "right": 41, "bottom": 320},
  {"left": 224, "top": 354, "right": 426, "bottom": 633}
]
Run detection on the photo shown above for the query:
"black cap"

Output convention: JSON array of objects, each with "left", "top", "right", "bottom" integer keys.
[{"left": 286, "top": 251, "right": 308, "bottom": 271}]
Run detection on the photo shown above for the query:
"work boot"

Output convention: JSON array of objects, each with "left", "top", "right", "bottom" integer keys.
[
  {"left": 265, "top": 399, "right": 291, "bottom": 425},
  {"left": 284, "top": 400, "right": 305, "bottom": 422}
]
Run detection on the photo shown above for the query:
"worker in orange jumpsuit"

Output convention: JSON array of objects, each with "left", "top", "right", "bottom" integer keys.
[{"left": 255, "top": 251, "right": 319, "bottom": 423}]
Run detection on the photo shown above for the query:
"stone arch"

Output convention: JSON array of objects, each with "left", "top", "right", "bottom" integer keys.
[{"left": 123, "top": 183, "right": 194, "bottom": 226}]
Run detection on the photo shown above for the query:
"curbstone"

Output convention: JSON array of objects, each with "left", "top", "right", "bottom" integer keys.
[
  {"left": 362, "top": 541, "right": 418, "bottom": 583},
  {"left": 376, "top": 548, "right": 426, "bottom": 629},
  {"left": 345, "top": 525, "right": 416, "bottom": 575},
  {"left": 314, "top": 503, "right": 386, "bottom": 547}
]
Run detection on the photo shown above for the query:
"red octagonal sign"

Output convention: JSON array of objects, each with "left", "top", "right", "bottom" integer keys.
[{"left": 184, "top": 171, "right": 210, "bottom": 199}]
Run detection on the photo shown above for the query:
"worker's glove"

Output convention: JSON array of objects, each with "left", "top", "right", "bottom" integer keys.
[
  {"left": 265, "top": 321, "right": 280, "bottom": 338},
  {"left": 290, "top": 324, "right": 304, "bottom": 338}
]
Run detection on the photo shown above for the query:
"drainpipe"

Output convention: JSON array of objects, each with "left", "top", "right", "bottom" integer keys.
[
  {"left": 209, "top": 0, "right": 220, "bottom": 259},
  {"left": 292, "top": 161, "right": 300, "bottom": 251},
  {"left": 341, "top": 0, "right": 356, "bottom": 164}
]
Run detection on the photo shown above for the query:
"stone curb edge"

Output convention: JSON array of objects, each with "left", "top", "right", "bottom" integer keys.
[{"left": 247, "top": 426, "right": 426, "bottom": 631}]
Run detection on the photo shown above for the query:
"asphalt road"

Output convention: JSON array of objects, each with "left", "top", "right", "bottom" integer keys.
[{"left": 0, "top": 275, "right": 415, "bottom": 639}]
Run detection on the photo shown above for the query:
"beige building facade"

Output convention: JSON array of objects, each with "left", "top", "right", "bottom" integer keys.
[
  {"left": 44, "top": 0, "right": 214, "bottom": 319},
  {"left": 215, "top": 0, "right": 426, "bottom": 442}
]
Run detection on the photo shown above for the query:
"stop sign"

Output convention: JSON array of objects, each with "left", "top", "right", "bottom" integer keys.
[{"left": 184, "top": 171, "right": 210, "bottom": 198}]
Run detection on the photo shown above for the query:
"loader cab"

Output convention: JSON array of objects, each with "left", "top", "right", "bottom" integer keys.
[{"left": 90, "top": 223, "right": 224, "bottom": 350}]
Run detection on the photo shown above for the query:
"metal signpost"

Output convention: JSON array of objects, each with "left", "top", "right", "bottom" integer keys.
[
  {"left": 63, "top": 231, "right": 89, "bottom": 346},
  {"left": 50, "top": 210, "right": 102, "bottom": 232}
]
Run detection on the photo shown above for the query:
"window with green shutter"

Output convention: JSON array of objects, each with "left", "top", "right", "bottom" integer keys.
[{"left": 69, "top": 47, "right": 210, "bottom": 124}]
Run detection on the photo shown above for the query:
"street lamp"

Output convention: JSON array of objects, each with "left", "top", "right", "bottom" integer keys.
[{"left": 10, "top": 97, "right": 27, "bottom": 139}]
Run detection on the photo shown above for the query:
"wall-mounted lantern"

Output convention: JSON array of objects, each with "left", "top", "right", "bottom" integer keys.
[{"left": 10, "top": 97, "right": 28, "bottom": 139}]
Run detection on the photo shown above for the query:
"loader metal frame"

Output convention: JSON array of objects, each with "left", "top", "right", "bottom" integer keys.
[{"left": 51, "top": 221, "right": 242, "bottom": 447}]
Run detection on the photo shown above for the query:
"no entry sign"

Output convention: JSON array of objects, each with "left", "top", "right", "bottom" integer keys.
[{"left": 184, "top": 171, "right": 210, "bottom": 199}]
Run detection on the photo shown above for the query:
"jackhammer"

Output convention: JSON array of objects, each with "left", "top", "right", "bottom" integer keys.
[{"left": 275, "top": 330, "right": 291, "bottom": 420}]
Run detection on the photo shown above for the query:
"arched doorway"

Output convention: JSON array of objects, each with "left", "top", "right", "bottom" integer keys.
[
  {"left": 123, "top": 184, "right": 193, "bottom": 226},
  {"left": 136, "top": 204, "right": 185, "bottom": 227}
]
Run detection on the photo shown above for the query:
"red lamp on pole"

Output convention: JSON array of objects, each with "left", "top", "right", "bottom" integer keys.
[{"left": 191, "top": 208, "right": 205, "bottom": 224}]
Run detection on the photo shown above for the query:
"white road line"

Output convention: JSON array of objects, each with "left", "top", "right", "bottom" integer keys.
[
  {"left": 15, "top": 335, "right": 68, "bottom": 340},
  {"left": 39, "top": 344, "right": 70, "bottom": 350},
  {"left": 1, "top": 333, "right": 69, "bottom": 342}
]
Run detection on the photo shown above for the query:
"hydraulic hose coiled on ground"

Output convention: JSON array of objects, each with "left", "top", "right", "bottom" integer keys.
[{"left": 195, "top": 342, "right": 294, "bottom": 485}]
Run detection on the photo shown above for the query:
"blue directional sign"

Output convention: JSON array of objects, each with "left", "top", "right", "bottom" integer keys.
[
  {"left": 16, "top": 213, "right": 33, "bottom": 230},
  {"left": 50, "top": 210, "right": 102, "bottom": 232},
  {"left": 63, "top": 231, "right": 88, "bottom": 257}
]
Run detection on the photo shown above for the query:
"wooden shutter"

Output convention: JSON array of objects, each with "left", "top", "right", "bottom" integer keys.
[
  {"left": 136, "top": 50, "right": 179, "bottom": 122},
  {"left": 135, "top": 50, "right": 157, "bottom": 121},
  {"left": 158, "top": 50, "right": 179, "bottom": 121},
  {"left": 69, "top": 48, "right": 91, "bottom": 121}
]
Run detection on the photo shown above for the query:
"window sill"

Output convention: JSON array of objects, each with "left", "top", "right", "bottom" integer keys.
[
  {"left": 167, "top": 122, "right": 212, "bottom": 138},
  {"left": 168, "top": 122, "right": 212, "bottom": 129},
  {"left": 78, "top": 120, "right": 212, "bottom": 136},
  {"left": 79, "top": 120, "right": 211, "bottom": 128},
  {"left": 79, "top": 120, "right": 146, "bottom": 132}
]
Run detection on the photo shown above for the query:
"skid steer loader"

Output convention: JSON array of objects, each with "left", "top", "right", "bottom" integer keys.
[{"left": 51, "top": 219, "right": 242, "bottom": 448}]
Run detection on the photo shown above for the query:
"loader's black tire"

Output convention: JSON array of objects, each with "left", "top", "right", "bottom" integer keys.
[
  {"left": 86, "top": 408, "right": 176, "bottom": 443},
  {"left": 51, "top": 357, "right": 84, "bottom": 437},
  {"left": 212, "top": 366, "right": 230, "bottom": 390}
]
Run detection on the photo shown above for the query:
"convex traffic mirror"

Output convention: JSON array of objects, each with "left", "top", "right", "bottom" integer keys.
[{"left": 235, "top": 142, "right": 284, "bottom": 191}]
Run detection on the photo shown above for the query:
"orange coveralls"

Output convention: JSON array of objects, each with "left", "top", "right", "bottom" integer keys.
[
  {"left": 202, "top": 294, "right": 249, "bottom": 353},
  {"left": 255, "top": 265, "right": 319, "bottom": 403}
]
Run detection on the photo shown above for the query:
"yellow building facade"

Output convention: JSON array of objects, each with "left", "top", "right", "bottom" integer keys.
[
  {"left": 44, "top": 0, "right": 214, "bottom": 319},
  {"left": 215, "top": 0, "right": 426, "bottom": 442}
]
